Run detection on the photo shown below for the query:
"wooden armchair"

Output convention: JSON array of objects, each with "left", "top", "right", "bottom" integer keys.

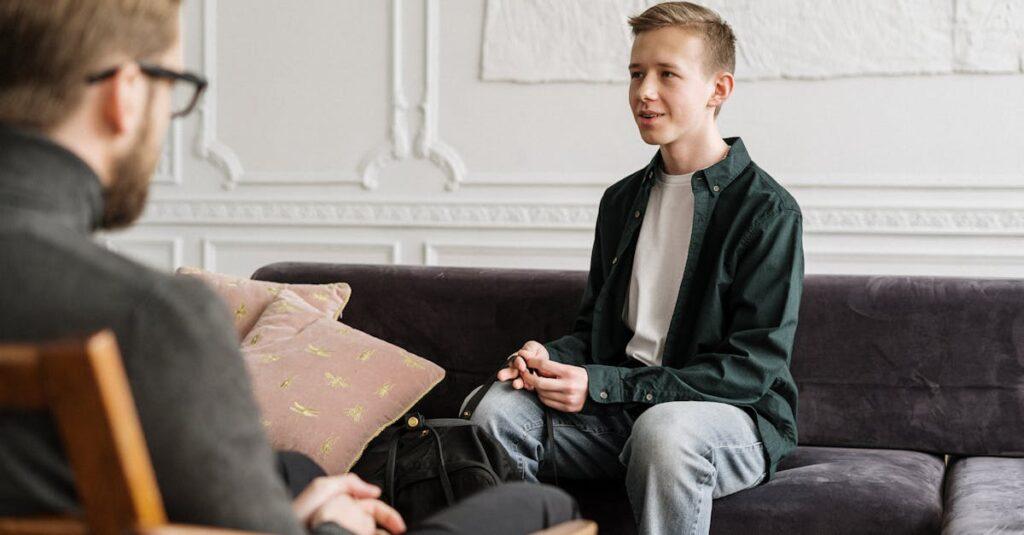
[{"left": 0, "top": 331, "right": 254, "bottom": 535}]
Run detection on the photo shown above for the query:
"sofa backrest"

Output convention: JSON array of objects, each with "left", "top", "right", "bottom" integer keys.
[{"left": 252, "top": 263, "right": 1024, "bottom": 457}]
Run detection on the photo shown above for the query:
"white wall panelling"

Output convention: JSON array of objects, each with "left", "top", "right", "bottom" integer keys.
[
  {"left": 424, "top": 241, "right": 591, "bottom": 269},
  {"left": 201, "top": 238, "right": 400, "bottom": 276},
  {"left": 103, "top": 237, "right": 184, "bottom": 272},
  {"left": 109, "top": 0, "right": 1024, "bottom": 279}
]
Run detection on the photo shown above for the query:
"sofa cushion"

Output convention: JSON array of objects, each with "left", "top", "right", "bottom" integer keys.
[
  {"left": 942, "top": 456, "right": 1024, "bottom": 534},
  {"left": 710, "top": 446, "right": 944, "bottom": 534},
  {"left": 240, "top": 290, "right": 444, "bottom": 473},
  {"left": 792, "top": 276, "right": 1024, "bottom": 456},
  {"left": 561, "top": 446, "right": 945, "bottom": 535},
  {"left": 178, "top": 266, "right": 351, "bottom": 339}
]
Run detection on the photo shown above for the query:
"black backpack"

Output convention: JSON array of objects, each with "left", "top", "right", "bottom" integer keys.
[{"left": 350, "top": 412, "right": 517, "bottom": 526}]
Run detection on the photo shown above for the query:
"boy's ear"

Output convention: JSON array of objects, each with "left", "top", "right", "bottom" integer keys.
[{"left": 708, "top": 71, "right": 735, "bottom": 110}]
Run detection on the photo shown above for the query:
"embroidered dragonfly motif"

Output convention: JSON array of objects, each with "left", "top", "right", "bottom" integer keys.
[
  {"left": 307, "top": 344, "right": 330, "bottom": 357},
  {"left": 402, "top": 354, "right": 425, "bottom": 369},
  {"left": 325, "top": 372, "right": 349, "bottom": 388},
  {"left": 346, "top": 405, "right": 365, "bottom": 422},
  {"left": 290, "top": 401, "right": 320, "bottom": 417},
  {"left": 376, "top": 382, "right": 394, "bottom": 398},
  {"left": 319, "top": 436, "right": 339, "bottom": 459}
]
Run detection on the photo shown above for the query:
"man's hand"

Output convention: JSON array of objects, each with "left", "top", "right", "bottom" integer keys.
[
  {"left": 293, "top": 474, "right": 407, "bottom": 534},
  {"left": 310, "top": 494, "right": 406, "bottom": 535},
  {"left": 520, "top": 354, "right": 590, "bottom": 413},
  {"left": 293, "top": 474, "right": 381, "bottom": 524},
  {"left": 497, "top": 340, "right": 550, "bottom": 390}
]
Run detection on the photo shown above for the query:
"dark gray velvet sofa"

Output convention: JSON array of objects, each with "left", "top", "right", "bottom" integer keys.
[{"left": 252, "top": 262, "right": 1024, "bottom": 534}]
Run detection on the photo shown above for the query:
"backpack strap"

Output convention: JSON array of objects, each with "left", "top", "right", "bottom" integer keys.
[
  {"left": 459, "top": 380, "right": 495, "bottom": 420},
  {"left": 385, "top": 434, "right": 399, "bottom": 506},
  {"left": 423, "top": 420, "right": 456, "bottom": 506}
]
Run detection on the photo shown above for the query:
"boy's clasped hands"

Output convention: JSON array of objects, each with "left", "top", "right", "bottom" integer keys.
[{"left": 497, "top": 340, "right": 590, "bottom": 413}]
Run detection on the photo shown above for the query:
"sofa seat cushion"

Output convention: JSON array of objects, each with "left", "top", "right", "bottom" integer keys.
[
  {"left": 562, "top": 446, "right": 945, "bottom": 535},
  {"left": 710, "top": 446, "right": 944, "bottom": 534},
  {"left": 942, "top": 456, "right": 1024, "bottom": 534}
]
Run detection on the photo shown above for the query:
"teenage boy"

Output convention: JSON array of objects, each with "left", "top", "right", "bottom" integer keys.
[{"left": 471, "top": 3, "right": 804, "bottom": 534}]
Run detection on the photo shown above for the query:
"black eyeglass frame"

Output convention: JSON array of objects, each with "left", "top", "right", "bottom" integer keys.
[{"left": 86, "top": 62, "right": 208, "bottom": 118}]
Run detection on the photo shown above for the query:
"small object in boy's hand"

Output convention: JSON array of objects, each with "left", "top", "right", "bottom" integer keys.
[{"left": 506, "top": 352, "right": 538, "bottom": 375}]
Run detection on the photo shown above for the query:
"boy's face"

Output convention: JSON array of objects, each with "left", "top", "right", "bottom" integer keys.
[{"left": 628, "top": 27, "right": 719, "bottom": 148}]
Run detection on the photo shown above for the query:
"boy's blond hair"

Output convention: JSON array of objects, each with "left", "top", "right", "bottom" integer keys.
[{"left": 629, "top": 2, "right": 736, "bottom": 79}]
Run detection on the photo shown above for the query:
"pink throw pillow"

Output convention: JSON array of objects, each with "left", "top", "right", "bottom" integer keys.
[
  {"left": 240, "top": 289, "right": 444, "bottom": 473},
  {"left": 176, "top": 266, "right": 351, "bottom": 340}
]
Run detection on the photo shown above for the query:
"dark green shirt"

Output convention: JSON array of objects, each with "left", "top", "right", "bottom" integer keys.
[{"left": 545, "top": 138, "right": 803, "bottom": 479}]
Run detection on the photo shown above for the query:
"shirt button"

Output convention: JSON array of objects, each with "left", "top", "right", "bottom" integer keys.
[
  {"left": 645, "top": 393, "right": 653, "bottom": 401},
  {"left": 599, "top": 391, "right": 609, "bottom": 400},
  {"left": 634, "top": 210, "right": 641, "bottom": 219},
  {"left": 712, "top": 185, "right": 721, "bottom": 192}
]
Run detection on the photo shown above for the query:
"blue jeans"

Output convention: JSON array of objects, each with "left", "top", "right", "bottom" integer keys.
[{"left": 468, "top": 382, "right": 766, "bottom": 535}]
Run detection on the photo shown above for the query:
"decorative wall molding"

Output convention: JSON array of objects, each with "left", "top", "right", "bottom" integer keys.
[
  {"left": 201, "top": 238, "right": 400, "bottom": 273},
  {"left": 143, "top": 199, "right": 598, "bottom": 229},
  {"left": 358, "top": 0, "right": 413, "bottom": 190},
  {"left": 197, "top": 0, "right": 374, "bottom": 189},
  {"left": 461, "top": 171, "right": 1024, "bottom": 190},
  {"left": 415, "top": 0, "right": 466, "bottom": 191},
  {"left": 140, "top": 199, "right": 1024, "bottom": 236},
  {"left": 802, "top": 207, "right": 1024, "bottom": 235},
  {"left": 153, "top": 121, "right": 182, "bottom": 185},
  {"left": 197, "top": 0, "right": 244, "bottom": 188}
]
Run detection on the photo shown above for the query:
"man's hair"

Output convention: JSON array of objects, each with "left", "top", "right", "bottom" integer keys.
[
  {"left": 628, "top": 2, "right": 736, "bottom": 77},
  {"left": 0, "top": 0, "right": 180, "bottom": 130}
]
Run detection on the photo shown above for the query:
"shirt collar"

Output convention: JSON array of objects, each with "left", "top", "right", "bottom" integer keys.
[
  {"left": 0, "top": 123, "right": 105, "bottom": 234},
  {"left": 642, "top": 137, "right": 751, "bottom": 194}
]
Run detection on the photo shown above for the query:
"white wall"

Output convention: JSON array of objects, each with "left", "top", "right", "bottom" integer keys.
[{"left": 104, "top": 0, "right": 1024, "bottom": 278}]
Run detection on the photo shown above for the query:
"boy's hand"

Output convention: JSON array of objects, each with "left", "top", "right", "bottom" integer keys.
[
  {"left": 496, "top": 340, "right": 550, "bottom": 390},
  {"left": 520, "top": 354, "right": 589, "bottom": 413}
]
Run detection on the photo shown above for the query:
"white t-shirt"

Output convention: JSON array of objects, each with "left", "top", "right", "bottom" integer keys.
[{"left": 623, "top": 167, "right": 696, "bottom": 366}]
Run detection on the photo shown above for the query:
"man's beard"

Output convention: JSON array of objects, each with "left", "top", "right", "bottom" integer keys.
[{"left": 101, "top": 100, "right": 161, "bottom": 230}]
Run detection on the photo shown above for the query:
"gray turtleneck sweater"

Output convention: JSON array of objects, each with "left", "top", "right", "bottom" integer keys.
[{"left": 0, "top": 124, "right": 347, "bottom": 534}]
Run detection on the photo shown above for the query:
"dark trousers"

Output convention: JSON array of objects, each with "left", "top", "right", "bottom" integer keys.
[{"left": 276, "top": 451, "right": 579, "bottom": 535}]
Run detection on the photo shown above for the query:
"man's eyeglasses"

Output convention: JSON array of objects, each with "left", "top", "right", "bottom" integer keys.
[{"left": 86, "top": 62, "right": 208, "bottom": 119}]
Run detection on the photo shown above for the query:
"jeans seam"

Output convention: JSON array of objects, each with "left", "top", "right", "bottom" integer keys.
[{"left": 689, "top": 446, "right": 717, "bottom": 535}]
